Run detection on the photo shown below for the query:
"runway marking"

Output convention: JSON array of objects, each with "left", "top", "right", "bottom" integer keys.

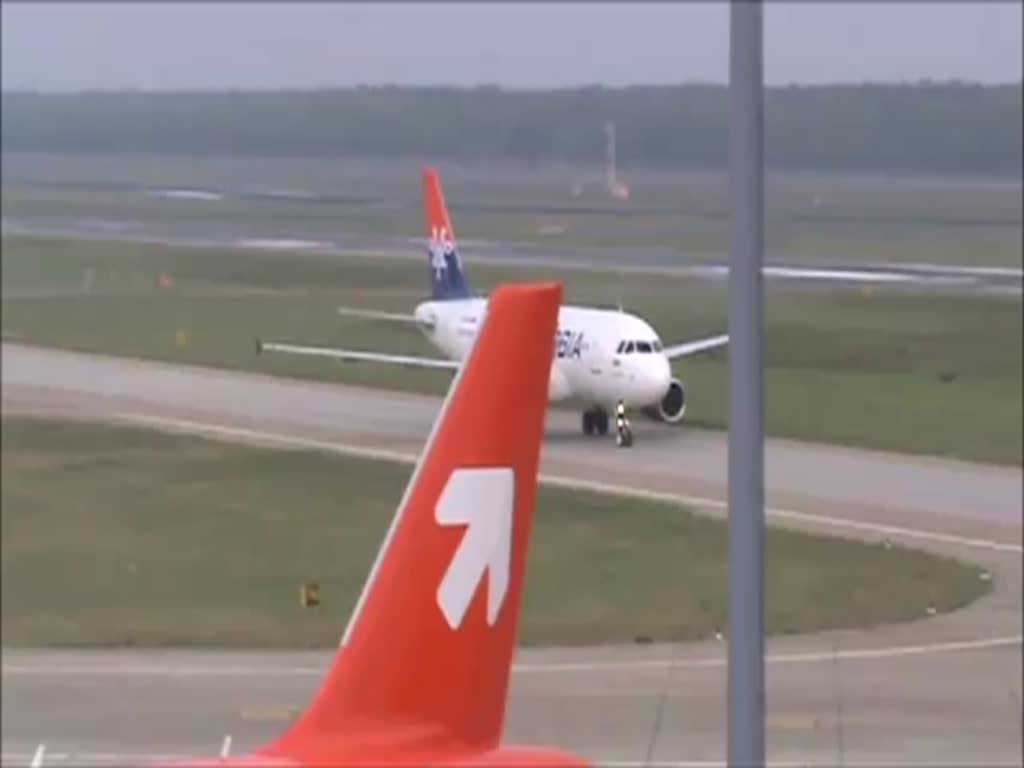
[
  {"left": 516, "top": 634, "right": 1024, "bottom": 672},
  {"left": 2, "top": 752, "right": 191, "bottom": 765},
  {"left": 4, "top": 412, "right": 996, "bottom": 680},
  {"left": 538, "top": 475, "right": 1022, "bottom": 555},
  {"left": 8, "top": 220, "right": 1020, "bottom": 295},
  {"left": 114, "top": 412, "right": 1023, "bottom": 555},
  {"left": 4, "top": 635, "right": 1019, "bottom": 679},
  {"left": 219, "top": 734, "right": 232, "bottom": 758},
  {"left": 883, "top": 262, "right": 1024, "bottom": 279},
  {"left": 29, "top": 743, "right": 45, "bottom": 768}
]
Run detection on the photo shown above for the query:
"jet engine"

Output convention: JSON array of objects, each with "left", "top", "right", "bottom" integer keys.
[{"left": 642, "top": 378, "right": 687, "bottom": 423}]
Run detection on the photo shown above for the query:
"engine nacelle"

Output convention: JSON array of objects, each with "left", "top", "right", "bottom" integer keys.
[{"left": 642, "top": 378, "right": 687, "bottom": 424}]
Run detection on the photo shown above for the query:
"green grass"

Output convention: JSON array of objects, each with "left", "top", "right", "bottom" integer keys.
[
  {"left": 2, "top": 235, "right": 1021, "bottom": 465},
  {"left": 0, "top": 416, "right": 991, "bottom": 648}
]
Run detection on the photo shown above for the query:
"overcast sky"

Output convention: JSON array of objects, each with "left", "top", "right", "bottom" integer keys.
[{"left": 2, "top": 2, "right": 1021, "bottom": 92}]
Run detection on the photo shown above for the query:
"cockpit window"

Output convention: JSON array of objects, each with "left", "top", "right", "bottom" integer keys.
[{"left": 616, "top": 339, "right": 662, "bottom": 354}]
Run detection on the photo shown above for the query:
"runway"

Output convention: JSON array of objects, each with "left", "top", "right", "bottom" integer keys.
[
  {"left": 2, "top": 342, "right": 1022, "bottom": 765},
  {"left": 3, "top": 215, "right": 1021, "bottom": 297}
]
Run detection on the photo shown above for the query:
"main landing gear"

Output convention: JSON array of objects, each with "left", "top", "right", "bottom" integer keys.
[
  {"left": 581, "top": 402, "right": 633, "bottom": 448},
  {"left": 581, "top": 407, "right": 609, "bottom": 437}
]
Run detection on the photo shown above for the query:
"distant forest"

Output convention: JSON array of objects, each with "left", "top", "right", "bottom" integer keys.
[{"left": 2, "top": 83, "right": 1021, "bottom": 176}]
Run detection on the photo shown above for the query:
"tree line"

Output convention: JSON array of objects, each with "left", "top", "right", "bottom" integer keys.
[{"left": 2, "top": 82, "right": 1020, "bottom": 176}]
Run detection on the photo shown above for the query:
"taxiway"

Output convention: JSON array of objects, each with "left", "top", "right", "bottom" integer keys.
[{"left": 2, "top": 342, "right": 1021, "bottom": 765}]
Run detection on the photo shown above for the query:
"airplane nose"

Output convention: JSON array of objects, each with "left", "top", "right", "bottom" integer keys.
[{"left": 654, "top": 354, "right": 671, "bottom": 392}]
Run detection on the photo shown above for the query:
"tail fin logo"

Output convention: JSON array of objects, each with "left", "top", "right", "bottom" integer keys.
[
  {"left": 429, "top": 225, "right": 460, "bottom": 280},
  {"left": 435, "top": 467, "right": 514, "bottom": 630},
  {"left": 424, "top": 168, "right": 472, "bottom": 300}
]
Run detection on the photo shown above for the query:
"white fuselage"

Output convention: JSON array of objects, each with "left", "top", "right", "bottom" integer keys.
[{"left": 413, "top": 298, "right": 672, "bottom": 410}]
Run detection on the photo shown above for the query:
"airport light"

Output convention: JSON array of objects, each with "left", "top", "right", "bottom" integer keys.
[{"left": 727, "top": 1, "right": 766, "bottom": 766}]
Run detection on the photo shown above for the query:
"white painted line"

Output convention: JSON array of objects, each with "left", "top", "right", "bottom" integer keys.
[
  {"left": 114, "top": 412, "right": 1022, "bottom": 554},
  {"left": 0, "top": 753, "right": 67, "bottom": 766},
  {"left": 148, "top": 188, "right": 224, "bottom": 202},
  {"left": 513, "top": 634, "right": 1023, "bottom": 673},
  {"left": 29, "top": 743, "right": 45, "bottom": 768},
  {"left": 219, "top": 735, "right": 232, "bottom": 758},
  {"left": 4, "top": 752, "right": 190, "bottom": 765},
  {"left": 538, "top": 474, "right": 1022, "bottom": 554},
  {"left": 3, "top": 636, "right": 1019, "bottom": 679},
  {"left": 16, "top": 410, "right": 1001, "bottom": 680},
  {"left": 235, "top": 238, "right": 327, "bottom": 251},
  {"left": 117, "top": 412, "right": 418, "bottom": 466},
  {"left": 762, "top": 265, "right": 969, "bottom": 284},
  {"left": 0, "top": 662, "right": 323, "bottom": 677},
  {"left": 673, "top": 264, "right": 981, "bottom": 285},
  {"left": 882, "top": 262, "right": 1024, "bottom": 279}
]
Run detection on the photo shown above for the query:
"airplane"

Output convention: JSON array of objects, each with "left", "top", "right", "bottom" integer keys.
[
  {"left": 257, "top": 167, "right": 729, "bottom": 444},
  {"left": 155, "top": 282, "right": 590, "bottom": 767}
]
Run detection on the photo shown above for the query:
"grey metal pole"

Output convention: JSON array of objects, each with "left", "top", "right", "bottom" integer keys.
[{"left": 727, "top": 1, "right": 766, "bottom": 767}]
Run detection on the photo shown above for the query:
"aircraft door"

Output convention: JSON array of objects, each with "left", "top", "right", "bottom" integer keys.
[{"left": 610, "top": 340, "right": 628, "bottom": 383}]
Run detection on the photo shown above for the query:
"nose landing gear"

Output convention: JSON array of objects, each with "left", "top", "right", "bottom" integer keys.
[{"left": 614, "top": 400, "right": 633, "bottom": 448}]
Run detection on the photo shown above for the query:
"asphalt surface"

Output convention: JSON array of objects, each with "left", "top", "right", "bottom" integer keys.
[{"left": 2, "top": 342, "right": 1022, "bottom": 766}]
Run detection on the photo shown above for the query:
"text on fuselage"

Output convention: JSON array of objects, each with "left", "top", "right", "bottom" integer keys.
[{"left": 555, "top": 329, "right": 585, "bottom": 359}]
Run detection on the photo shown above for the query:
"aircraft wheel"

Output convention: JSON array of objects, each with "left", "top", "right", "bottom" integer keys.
[
  {"left": 581, "top": 410, "right": 595, "bottom": 436},
  {"left": 616, "top": 424, "right": 634, "bottom": 448}
]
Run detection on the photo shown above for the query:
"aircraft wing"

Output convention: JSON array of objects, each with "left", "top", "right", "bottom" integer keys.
[
  {"left": 336, "top": 306, "right": 419, "bottom": 324},
  {"left": 257, "top": 340, "right": 459, "bottom": 370},
  {"left": 662, "top": 333, "right": 729, "bottom": 359}
]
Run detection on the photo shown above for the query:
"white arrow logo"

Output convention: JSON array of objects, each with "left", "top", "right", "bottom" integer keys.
[{"left": 435, "top": 467, "right": 515, "bottom": 630}]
